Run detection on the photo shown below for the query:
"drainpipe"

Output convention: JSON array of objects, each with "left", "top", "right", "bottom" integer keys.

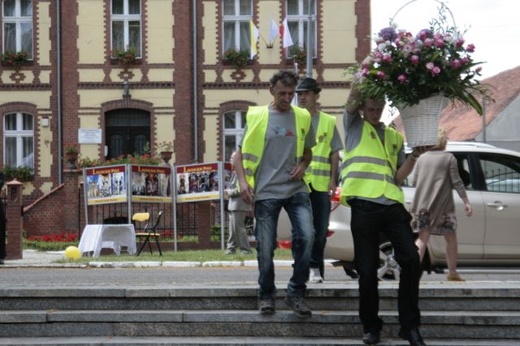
[
  {"left": 57, "top": 0, "right": 63, "bottom": 183},
  {"left": 192, "top": 0, "right": 199, "bottom": 162},
  {"left": 306, "top": 0, "right": 313, "bottom": 78}
]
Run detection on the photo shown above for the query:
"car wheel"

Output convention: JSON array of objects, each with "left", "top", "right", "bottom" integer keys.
[{"left": 377, "top": 241, "right": 400, "bottom": 281}]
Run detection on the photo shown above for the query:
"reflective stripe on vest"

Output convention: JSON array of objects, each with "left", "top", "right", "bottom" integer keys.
[
  {"left": 241, "top": 105, "right": 311, "bottom": 189},
  {"left": 304, "top": 111, "right": 337, "bottom": 192},
  {"left": 340, "top": 122, "right": 404, "bottom": 205}
]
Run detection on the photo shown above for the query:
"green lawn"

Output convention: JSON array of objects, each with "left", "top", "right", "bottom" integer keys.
[{"left": 55, "top": 248, "right": 293, "bottom": 264}]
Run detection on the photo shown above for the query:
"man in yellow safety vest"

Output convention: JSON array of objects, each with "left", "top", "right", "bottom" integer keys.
[{"left": 234, "top": 70, "right": 316, "bottom": 319}]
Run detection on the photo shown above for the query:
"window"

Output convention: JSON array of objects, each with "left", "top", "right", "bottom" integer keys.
[
  {"left": 286, "top": 0, "right": 317, "bottom": 58},
  {"left": 111, "top": 0, "right": 141, "bottom": 57},
  {"left": 3, "top": 112, "right": 34, "bottom": 169},
  {"left": 223, "top": 110, "right": 246, "bottom": 161},
  {"left": 2, "top": 0, "right": 33, "bottom": 59},
  {"left": 105, "top": 109, "right": 150, "bottom": 160},
  {"left": 222, "top": 0, "right": 253, "bottom": 53},
  {"left": 479, "top": 153, "right": 520, "bottom": 193}
]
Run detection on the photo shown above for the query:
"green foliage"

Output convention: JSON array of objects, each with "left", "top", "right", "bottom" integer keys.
[
  {"left": 0, "top": 51, "right": 29, "bottom": 66},
  {"left": 78, "top": 153, "right": 162, "bottom": 168},
  {"left": 289, "top": 45, "right": 307, "bottom": 66},
  {"left": 223, "top": 48, "right": 253, "bottom": 68},
  {"left": 111, "top": 47, "right": 138, "bottom": 65},
  {"left": 1, "top": 165, "right": 33, "bottom": 182}
]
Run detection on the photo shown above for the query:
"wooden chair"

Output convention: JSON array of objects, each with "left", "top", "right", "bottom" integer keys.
[{"left": 134, "top": 211, "right": 163, "bottom": 256}]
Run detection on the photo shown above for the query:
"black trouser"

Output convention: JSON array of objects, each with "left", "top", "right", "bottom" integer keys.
[{"left": 350, "top": 200, "right": 421, "bottom": 333}]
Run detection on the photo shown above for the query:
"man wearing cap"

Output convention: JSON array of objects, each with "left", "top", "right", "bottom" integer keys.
[{"left": 296, "top": 77, "right": 343, "bottom": 283}]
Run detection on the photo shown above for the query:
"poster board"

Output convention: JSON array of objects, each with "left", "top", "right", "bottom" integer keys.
[
  {"left": 130, "top": 165, "right": 172, "bottom": 203},
  {"left": 176, "top": 162, "right": 231, "bottom": 203},
  {"left": 83, "top": 165, "right": 127, "bottom": 206}
]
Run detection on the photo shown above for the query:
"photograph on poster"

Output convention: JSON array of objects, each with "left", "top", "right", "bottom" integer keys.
[
  {"left": 131, "top": 165, "right": 172, "bottom": 203},
  {"left": 176, "top": 162, "right": 231, "bottom": 203},
  {"left": 84, "top": 165, "right": 127, "bottom": 205}
]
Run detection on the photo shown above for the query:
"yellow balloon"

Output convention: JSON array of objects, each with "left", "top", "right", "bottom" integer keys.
[{"left": 65, "top": 246, "right": 81, "bottom": 260}]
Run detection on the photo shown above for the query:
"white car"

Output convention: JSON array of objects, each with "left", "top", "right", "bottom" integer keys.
[{"left": 278, "top": 142, "right": 520, "bottom": 280}]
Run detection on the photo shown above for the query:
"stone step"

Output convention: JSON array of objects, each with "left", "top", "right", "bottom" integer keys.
[
  {"left": 0, "top": 310, "right": 519, "bottom": 339},
  {"left": 0, "top": 284, "right": 519, "bottom": 342},
  {"left": 0, "top": 336, "right": 519, "bottom": 346}
]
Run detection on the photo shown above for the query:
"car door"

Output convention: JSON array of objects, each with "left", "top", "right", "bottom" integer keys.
[{"left": 477, "top": 152, "right": 520, "bottom": 259}]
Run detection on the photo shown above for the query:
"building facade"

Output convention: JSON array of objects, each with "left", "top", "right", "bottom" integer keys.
[{"left": 0, "top": 0, "right": 370, "bottom": 235}]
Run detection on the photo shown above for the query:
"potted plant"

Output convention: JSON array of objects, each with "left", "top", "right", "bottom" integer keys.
[
  {"left": 0, "top": 51, "right": 29, "bottom": 67},
  {"left": 223, "top": 48, "right": 253, "bottom": 68},
  {"left": 288, "top": 45, "right": 308, "bottom": 67},
  {"left": 64, "top": 144, "right": 80, "bottom": 169},
  {"left": 157, "top": 141, "right": 173, "bottom": 163},
  {"left": 352, "top": 5, "right": 491, "bottom": 146},
  {"left": 111, "top": 47, "right": 139, "bottom": 65}
]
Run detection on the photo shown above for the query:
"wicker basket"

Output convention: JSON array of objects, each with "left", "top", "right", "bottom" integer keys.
[{"left": 398, "top": 94, "right": 448, "bottom": 148}]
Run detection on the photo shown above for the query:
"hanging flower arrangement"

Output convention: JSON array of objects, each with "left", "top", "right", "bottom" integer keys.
[{"left": 354, "top": 4, "right": 491, "bottom": 114}]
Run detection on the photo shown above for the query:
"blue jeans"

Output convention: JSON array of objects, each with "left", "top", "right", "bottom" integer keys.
[
  {"left": 254, "top": 192, "right": 314, "bottom": 300},
  {"left": 309, "top": 186, "right": 331, "bottom": 273},
  {"left": 350, "top": 200, "right": 421, "bottom": 333}
]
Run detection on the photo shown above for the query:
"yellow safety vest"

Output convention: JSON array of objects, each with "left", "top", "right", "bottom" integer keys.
[
  {"left": 340, "top": 122, "right": 404, "bottom": 205},
  {"left": 241, "top": 105, "right": 311, "bottom": 189},
  {"left": 304, "top": 111, "right": 337, "bottom": 192}
]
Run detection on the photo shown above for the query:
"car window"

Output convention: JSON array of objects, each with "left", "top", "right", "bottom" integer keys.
[{"left": 479, "top": 153, "right": 520, "bottom": 193}]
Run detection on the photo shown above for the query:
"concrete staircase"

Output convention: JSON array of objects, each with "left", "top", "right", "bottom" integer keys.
[{"left": 0, "top": 282, "right": 519, "bottom": 345}]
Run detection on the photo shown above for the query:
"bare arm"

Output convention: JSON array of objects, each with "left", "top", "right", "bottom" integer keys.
[
  {"left": 328, "top": 150, "right": 340, "bottom": 192},
  {"left": 233, "top": 149, "right": 254, "bottom": 204},
  {"left": 394, "top": 147, "right": 430, "bottom": 186}
]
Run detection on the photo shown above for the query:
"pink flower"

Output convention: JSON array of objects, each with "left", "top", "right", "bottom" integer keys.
[
  {"left": 397, "top": 74, "right": 408, "bottom": 83},
  {"left": 450, "top": 59, "right": 461, "bottom": 69},
  {"left": 425, "top": 62, "right": 435, "bottom": 70},
  {"left": 376, "top": 71, "right": 386, "bottom": 79},
  {"left": 466, "top": 43, "right": 475, "bottom": 53},
  {"left": 410, "top": 55, "right": 419, "bottom": 65},
  {"left": 431, "top": 66, "right": 441, "bottom": 76}
]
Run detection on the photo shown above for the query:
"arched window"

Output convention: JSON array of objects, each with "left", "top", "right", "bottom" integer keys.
[
  {"left": 223, "top": 110, "right": 246, "bottom": 161},
  {"left": 3, "top": 112, "right": 34, "bottom": 169}
]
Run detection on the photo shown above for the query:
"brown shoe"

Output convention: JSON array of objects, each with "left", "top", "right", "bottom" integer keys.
[{"left": 447, "top": 273, "right": 465, "bottom": 281}]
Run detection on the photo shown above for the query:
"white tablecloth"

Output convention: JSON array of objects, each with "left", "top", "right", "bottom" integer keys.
[{"left": 78, "top": 224, "right": 136, "bottom": 257}]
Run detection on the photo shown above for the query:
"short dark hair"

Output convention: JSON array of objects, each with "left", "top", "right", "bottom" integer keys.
[{"left": 269, "top": 70, "right": 299, "bottom": 89}]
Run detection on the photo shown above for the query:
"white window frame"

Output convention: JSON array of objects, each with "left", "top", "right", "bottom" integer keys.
[
  {"left": 223, "top": 110, "right": 246, "bottom": 161},
  {"left": 286, "top": 0, "right": 317, "bottom": 58},
  {"left": 2, "top": 0, "right": 33, "bottom": 59},
  {"left": 222, "top": 0, "right": 253, "bottom": 53},
  {"left": 111, "top": 0, "right": 142, "bottom": 57},
  {"left": 3, "top": 112, "right": 34, "bottom": 170}
]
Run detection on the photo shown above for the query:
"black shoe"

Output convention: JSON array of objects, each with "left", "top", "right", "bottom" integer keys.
[
  {"left": 399, "top": 328, "right": 426, "bottom": 346},
  {"left": 258, "top": 298, "right": 275, "bottom": 315},
  {"left": 362, "top": 331, "right": 380, "bottom": 345},
  {"left": 284, "top": 295, "right": 312, "bottom": 318}
]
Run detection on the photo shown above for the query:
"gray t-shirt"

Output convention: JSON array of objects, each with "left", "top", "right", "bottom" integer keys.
[
  {"left": 342, "top": 108, "right": 405, "bottom": 205},
  {"left": 240, "top": 104, "right": 316, "bottom": 201}
]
